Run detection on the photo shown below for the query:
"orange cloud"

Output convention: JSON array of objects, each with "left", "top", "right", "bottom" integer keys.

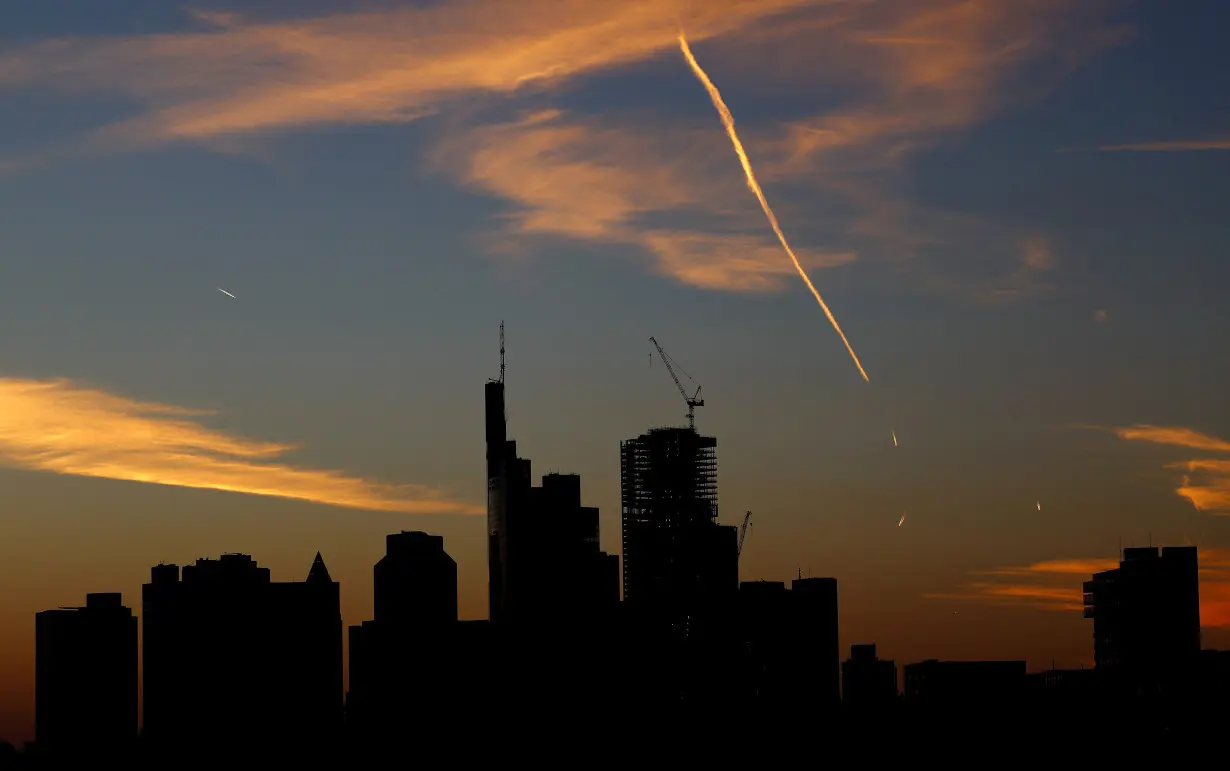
[
  {"left": 1113, "top": 425, "right": 1230, "bottom": 453},
  {"left": 0, "top": 378, "right": 480, "bottom": 515},
  {"left": 930, "top": 550, "right": 1230, "bottom": 625},
  {"left": 431, "top": 109, "right": 855, "bottom": 292},
  {"left": 0, "top": 0, "right": 815, "bottom": 149},
  {"left": 0, "top": 0, "right": 1120, "bottom": 302},
  {"left": 1091, "top": 138, "right": 1230, "bottom": 152},
  {"left": 976, "top": 558, "right": 1118, "bottom": 578},
  {"left": 1107, "top": 425, "right": 1230, "bottom": 514}
]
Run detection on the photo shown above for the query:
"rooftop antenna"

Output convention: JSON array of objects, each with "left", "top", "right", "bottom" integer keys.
[{"left": 499, "top": 320, "right": 505, "bottom": 384}]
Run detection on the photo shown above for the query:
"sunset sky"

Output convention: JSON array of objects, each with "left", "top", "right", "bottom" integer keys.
[{"left": 2, "top": 0, "right": 1229, "bottom": 743}]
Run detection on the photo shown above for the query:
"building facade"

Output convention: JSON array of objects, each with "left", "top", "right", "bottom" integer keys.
[
  {"left": 142, "top": 553, "right": 342, "bottom": 759},
  {"left": 1083, "top": 546, "right": 1201, "bottom": 689},
  {"left": 620, "top": 427, "right": 735, "bottom": 627},
  {"left": 35, "top": 593, "right": 137, "bottom": 758}
]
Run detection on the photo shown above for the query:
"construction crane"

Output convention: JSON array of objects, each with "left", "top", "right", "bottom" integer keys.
[
  {"left": 649, "top": 336, "right": 703, "bottom": 429},
  {"left": 737, "top": 510, "right": 752, "bottom": 560}
]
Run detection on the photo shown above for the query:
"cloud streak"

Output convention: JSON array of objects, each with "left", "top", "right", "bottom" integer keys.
[
  {"left": 0, "top": 0, "right": 814, "bottom": 150},
  {"left": 430, "top": 109, "right": 855, "bottom": 292},
  {"left": 1106, "top": 424, "right": 1230, "bottom": 514},
  {"left": 0, "top": 378, "right": 480, "bottom": 515},
  {"left": 746, "top": 0, "right": 1118, "bottom": 302},
  {"left": 1090, "top": 138, "right": 1230, "bottom": 152},
  {"left": 0, "top": 0, "right": 1121, "bottom": 303},
  {"left": 1112, "top": 424, "right": 1230, "bottom": 453},
  {"left": 930, "top": 551, "right": 1230, "bottom": 626}
]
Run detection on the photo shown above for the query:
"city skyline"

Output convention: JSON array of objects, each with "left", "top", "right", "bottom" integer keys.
[{"left": 2, "top": 0, "right": 1229, "bottom": 744}]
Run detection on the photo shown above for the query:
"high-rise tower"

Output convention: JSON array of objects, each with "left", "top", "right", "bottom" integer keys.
[
  {"left": 484, "top": 324, "right": 619, "bottom": 624},
  {"left": 620, "top": 426, "right": 735, "bottom": 630},
  {"left": 485, "top": 322, "right": 510, "bottom": 622}
]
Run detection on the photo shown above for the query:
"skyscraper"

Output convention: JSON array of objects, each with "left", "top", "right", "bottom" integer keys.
[
  {"left": 142, "top": 553, "right": 342, "bottom": 760},
  {"left": 485, "top": 327, "right": 620, "bottom": 624},
  {"left": 486, "top": 373, "right": 510, "bottom": 622},
  {"left": 620, "top": 426, "right": 736, "bottom": 628},
  {"left": 35, "top": 593, "right": 137, "bottom": 759}
]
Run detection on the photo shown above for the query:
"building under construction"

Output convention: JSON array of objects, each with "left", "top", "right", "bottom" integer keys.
[{"left": 620, "top": 426, "right": 736, "bottom": 628}]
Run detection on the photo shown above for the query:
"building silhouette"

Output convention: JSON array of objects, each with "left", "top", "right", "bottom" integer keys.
[
  {"left": 620, "top": 426, "right": 736, "bottom": 633},
  {"left": 789, "top": 577, "right": 841, "bottom": 709},
  {"left": 142, "top": 553, "right": 342, "bottom": 760},
  {"left": 485, "top": 334, "right": 620, "bottom": 625},
  {"left": 734, "top": 578, "right": 840, "bottom": 714},
  {"left": 347, "top": 531, "right": 478, "bottom": 751},
  {"left": 34, "top": 593, "right": 137, "bottom": 759},
  {"left": 374, "top": 531, "right": 458, "bottom": 627},
  {"left": 903, "top": 659, "right": 1026, "bottom": 708},
  {"left": 1083, "top": 545, "right": 1201, "bottom": 695},
  {"left": 843, "top": 643, "right": 898, "bottom": 707}
]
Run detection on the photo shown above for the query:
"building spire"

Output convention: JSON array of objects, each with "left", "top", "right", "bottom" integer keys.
[
  {"left": 306, "top": 551, "right": 332, "bottom": 584},
  {"left": 499, "top": 320, "right": 505, "bottom": 384}
]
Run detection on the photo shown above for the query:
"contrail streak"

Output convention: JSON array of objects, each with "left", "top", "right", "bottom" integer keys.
[
  {"left": 892, "top": 429, "right": 898, "bottom": 447},
  {"left": 678, "top": 34, "right": 869, "bottom": 383},
  {"left": 218, "top": 287, "right": 236, "bottom": 299}
]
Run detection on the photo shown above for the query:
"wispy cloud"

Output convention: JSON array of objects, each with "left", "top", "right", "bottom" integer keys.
[
  {"left": 743, "top": 0, "right": 1119, "bottom": 302},
  {"left": 927, "top": 557, "right": 1116, "bottom": 611},
  {"left": 0, "top": 0, "right": 1121, "bottom": 302},
  {"left": 930, "top": 551, "right": 1230, "bottom": 625},
  {"left": 1092, "top": 424, "right": 1230, "bottom": 514},
  {"left": 430, "top": 109, "right": 854, "bottom": 292},
  {"left": 1089, "top": 138, "right": 1230, "bottom": 152},
  {"left": 0, "top": 0, "right": 813, "bottom": 152},
  {"left": 0, "top": 378, "right": 480, "bottom": 515},
  {"left": 1112, "top": 425, "right": 1230, "bottom": 453}
]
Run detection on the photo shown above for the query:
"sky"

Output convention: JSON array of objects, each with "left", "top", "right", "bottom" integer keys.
[{"left": 1, "top": 0, "right": 1229, "bottom": 743}]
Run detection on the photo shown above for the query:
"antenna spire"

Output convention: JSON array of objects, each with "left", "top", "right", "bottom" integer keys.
[{"left": 499, "top": 321, "right": 505, "bottom": 384}]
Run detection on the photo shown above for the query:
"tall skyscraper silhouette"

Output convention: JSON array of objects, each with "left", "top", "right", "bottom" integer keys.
[
  {"left": 142, "top": 553, "right": 342, "bottom": 760},
  {"left": 485, "top": 327, "right": 619, "bottom": 625},
  {"left": 620, "top": 426, "right": 736, "bottom": 634},
  {"left": 35, "top": 593, "right": 137, "bottom": 759},
  {"left": 486, "top": 368, "right": 510, "bottom": 623}
]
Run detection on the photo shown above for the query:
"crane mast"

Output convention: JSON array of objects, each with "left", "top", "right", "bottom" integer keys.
[{"left": 649, "top": 336, "right": 703, "bottom": 429}]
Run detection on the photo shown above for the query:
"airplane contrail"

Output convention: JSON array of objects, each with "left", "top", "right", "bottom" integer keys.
[
  {"left": 678, "top": 34, "right": 870, "bottom": 383},
  {"left": 218, "top": 287, "right": 236, "bottom": 299}
]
